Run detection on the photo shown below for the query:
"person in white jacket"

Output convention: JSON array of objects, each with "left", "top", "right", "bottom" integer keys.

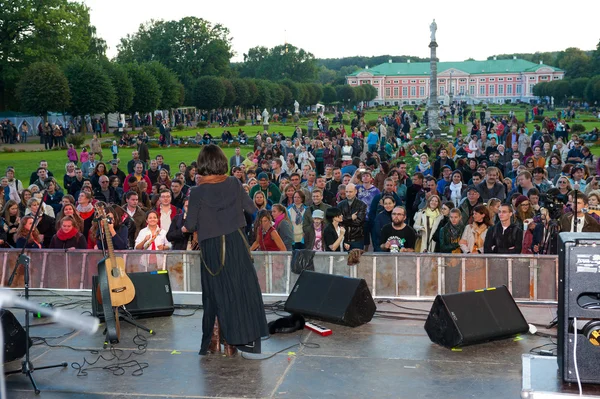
[
  {"left": 459, "top": 204, "right": 492, "bottom": 254},
  {"left": 413, "top": 195, "right": 443, "bottom": 253}
]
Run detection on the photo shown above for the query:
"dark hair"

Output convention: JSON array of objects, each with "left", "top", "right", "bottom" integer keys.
[
  {"left": 196, "top": 144, "right": 228, "bottom": 176},
  {"left": 125, "top": 191, "right": 139, "bottom": 200},
  {"left": 443, "top": 201, "right": 455, "bottom": 210},
  {"left": 528, "top": 188, "right": 540, "bottom": 198},
  {"left": 325, "top": 207, "right": 342, "bottom": 222}
]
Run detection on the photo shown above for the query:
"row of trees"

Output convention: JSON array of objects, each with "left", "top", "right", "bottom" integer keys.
[
  {"left": 532, "top": 77, "right": 600, "bottom": 104},
  {"left": 17, "top": 60, "right": 183, "bottom": 128}
]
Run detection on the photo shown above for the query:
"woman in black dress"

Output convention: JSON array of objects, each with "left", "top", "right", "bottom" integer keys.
[{"left": 184, "top": 144, "right": 267, "bottom": 357}]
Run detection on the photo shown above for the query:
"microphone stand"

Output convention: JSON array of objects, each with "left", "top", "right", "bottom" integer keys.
[
  {"left": 5, "top": 190, "right": 67, "bottom": 395},
  {"left": 573, "top": 190, "right": 579, "bottom": 233}
]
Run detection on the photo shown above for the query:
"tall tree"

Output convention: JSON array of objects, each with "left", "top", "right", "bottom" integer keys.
[
  {"left": 117, "top": 17, "right": 233, "bottom": 86},
  {"left": 556, "top": 47, "right": 591, "bottom": 78},
  {"left": 192, "top": 76, "right": 225, "bottom": 110},
  {"left": 254, "top": 80, "right": 272, "bottom": 109},
  {"left": 336, "top": 85, "right": 356, "bottom": 105},
  {"left": 569, "top": 77, "right": 590, "bottom": 99},
  {"left": 64, "top": 59, "right": 115, "bottom": 126},
  {"left": 125, "top": 63, "right": 161, "bottom": 115},
  {"left": 322, "top": 85, "right": 337, "bottom": 105},
  {"left": 230, "top": 78, "right": 249, "bottom": 108},
  {"left": 584, "top": 76, "right": 600, "bottom": 104},
  {"left": 102, "top": 61, "right": 134, "bottom": 113},
  {"left": 145, "top": 61, "right": 182, "bottom": 110},
  {"left": 221, "top": 78, "right": 237, "bottom": 108},
  {"left": 17, "top": 62, "right": 70, "bottom": 119},
  {"left": 241, "top": 44, "right": 317, "bottom": 82}
]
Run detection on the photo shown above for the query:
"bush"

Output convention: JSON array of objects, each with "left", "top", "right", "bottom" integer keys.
[
  {"left": 571, "top": 123, "right": 586, "bottom": 133},
  {"left": 197, "top": 121, "right": 207, "bottom": 128},
  {"left": 582, "top": 119, "right": 598, "bottom": 122},
  {"left": 533, "top": 115, "right": 544, "bottom": 122},
  {"left": 238, "top": 119, "right": 247, "bottom": 127},
  {"left": 367, "top": 119, "right": 378, "bottom": 127},
  {"left": 67, "top": 134, "right": 86, "bottom": 148},
  {"left": 141, "top": 125, "right": 157, "bottom": 137},
  {"left": 3, "top": 147, "right": 16, "bottom": 153},
  {"left": 301, "top": 128, "right": 307, "bottom": 135},
  {"left": 175, "top": 123, "right": 185, "bottom": 131},
  {"left": 342, "top": 119, "right": 350, "bottom": 125}
]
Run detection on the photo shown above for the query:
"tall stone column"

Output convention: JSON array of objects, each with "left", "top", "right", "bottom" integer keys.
[{"left": 427, "top": 41, "right": 441, "bottom": 138}]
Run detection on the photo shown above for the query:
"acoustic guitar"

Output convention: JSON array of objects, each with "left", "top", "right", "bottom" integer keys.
[{"left": 95, "top": 205, "right": 135, "bottom": 344}]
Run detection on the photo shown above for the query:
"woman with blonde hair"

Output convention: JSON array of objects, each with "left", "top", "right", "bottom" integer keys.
[{"left": 413, "top": 194, "right": 443, "bottom": 252}]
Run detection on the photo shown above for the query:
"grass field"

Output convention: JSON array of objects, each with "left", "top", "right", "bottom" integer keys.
[{"left": 3, "top": 105, "right": 599, "bottom": 183}]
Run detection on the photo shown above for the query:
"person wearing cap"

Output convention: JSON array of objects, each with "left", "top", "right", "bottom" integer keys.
[
  {"left": 106, "top": 160, "right": 126, "bottom": 188},
  {"left": 302, "top": 188, "right": 330, "bottom": 235},
  {"left": 459, "top": 185, "right": 483, "bottom": 225},
  {"left": 249, "top": 172, "right": 281, "bottom": 204},
  {"left": 304, "top": 208, "right": 326, "bottom": 251}
]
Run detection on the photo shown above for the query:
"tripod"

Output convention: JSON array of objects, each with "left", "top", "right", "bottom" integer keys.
[
  {"left": 96, "top": 210, "right": 153, "bottom": 348},
  {"left": 5, "top": 195, "right": 67, "bottom": 394}
]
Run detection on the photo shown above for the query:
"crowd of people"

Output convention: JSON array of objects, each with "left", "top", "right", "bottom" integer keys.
[{"left": 1, "top": 106, "right": 600, "bottom": 259}]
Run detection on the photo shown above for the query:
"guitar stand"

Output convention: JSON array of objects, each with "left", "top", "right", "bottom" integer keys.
[{"left": 102, "top": 307, "right": 154, "bottom": 349}]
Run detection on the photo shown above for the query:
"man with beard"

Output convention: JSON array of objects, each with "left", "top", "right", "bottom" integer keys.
[
  {"left": 379, "top": 206, "right": 416, "bottom": 252},
  {"left": 476, "top": 167, "right": 506, "bottom": 202}
]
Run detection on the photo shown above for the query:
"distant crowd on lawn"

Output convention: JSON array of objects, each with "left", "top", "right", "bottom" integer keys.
[{"left": 2, "top": 103, "right": 600, "bottom": 262}]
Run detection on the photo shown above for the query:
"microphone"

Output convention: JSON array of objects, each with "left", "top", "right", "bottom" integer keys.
[{"left": 0, "top": 290, "right": 99, "bottom": 335}]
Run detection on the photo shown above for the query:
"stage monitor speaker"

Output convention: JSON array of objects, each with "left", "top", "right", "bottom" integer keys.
[
  {"left": 1, "top": 309, "right": 31, "bottom": 363},
  {"left": 557, "top": 233, "right": 600, "bottom": 384},
  {"left": 92, "top": 271, "right": 174, "bottom": 321},
  {"left": 284, "top": 271, "right": 376, "bottom": 327},
  {"left": 424, "top": 286, "right": 529, "bottom": 348}
]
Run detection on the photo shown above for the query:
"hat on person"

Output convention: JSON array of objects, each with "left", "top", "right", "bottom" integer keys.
[
  {"left": 257, "top": 172, "right": 269, "bottom": 181},
  {"left": 466, "top": 185, "right": 478, "bottom": 193},
  {"left": 110, "top": 160, "right": 118, "bottom": 165},
  {"left": 515, "top": 195, "right": 529, "bottom": 208},
  {"left": 312, "top": 209, "right": 324, "bottom": 219}
]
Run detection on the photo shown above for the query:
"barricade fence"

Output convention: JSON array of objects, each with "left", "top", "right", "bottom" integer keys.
[{"left": 0, "top": 250, "right": 558, "bottom": 302}]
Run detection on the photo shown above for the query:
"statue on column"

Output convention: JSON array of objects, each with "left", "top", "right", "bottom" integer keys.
[
  {"left": 294, "top": 100, "right": 300, "bottom": 114},
  {"left": 430, "top": 19, "right": 437, "bottom": 42},
  {"left": 262, "top": 108, "right": 270, "bottom": 131}
]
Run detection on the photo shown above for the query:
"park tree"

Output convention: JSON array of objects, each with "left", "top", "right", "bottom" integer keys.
[
  {"left": 230, "top": 78, "right": 249, "bottom": 108},
  {"left": 269, "top": 82, "right": 285, "bottom": 108},
  {"left": 546, "top": 80, "right": 571, "bottom": 104},
  {"left": 318, "top": 66, "right": 337, "bottom": 85},
  {"left": 192, "top": 76, "right": 225, "bottom": 110},
  {"left": 532, "top": 82, "right": 549, "bottom": 98},
  {"left": 556, "top": 47, "right": 591, "bottom": 78},
  {"left": 362, "top": 84, "right": 378, "bottom": 102},
  {"left": 64, "top": 59, "right": 115, "bottom": 131},
  {"left": 591, "top": 40, "right": 600, "bottom": 76},
  {"left": 336, "top": 85, "right": 356, "bottom": 105},
  {"left": 584, "top": 76, "right": 600, "bottom": 104},
  {"left": 280, "top": 84, "right": 293, "bottom": 107},
  {"left": 145, "top": 62, "right": 182, "bottom": 110},
  {"left": 221, "top": 78, "right": 237, "bottom": 108},
  {"left": 102, "top": 62, "right": 134, "bottom": 114},
  {"left": 254, "top": 80, "right": 272, "bottom": 109},
  {"left": 241, "top": 44, "right": 318, "bottom": 82},
  {"left": 17, "top": 62, "right": 71, "bottom": 120},
  {"left": 117, "top": 17, "right": 233, "bottom": 86},
  {"left": 569, "top": 78, "right": 590, "bottom": 99},
  {"left": 125, "top": 63, "right": 161, "bottom": 119},
  {"left": 244, "top": 79, "right": 258, "bottom": 108},
  {"left": 353, "top": 85, "right": 366, "bottom": 103},
  {"left": 322, "top": 86, "right": 338, "bottom": 105},
  {"left": 308, "top": 83, "right": 323, "bottom": 105},
  {"left": 0, "top": 0, "right": 104, "bottom": 111},
  {"left": 280, "top": 79, "right": 301, "bottom": 103}
]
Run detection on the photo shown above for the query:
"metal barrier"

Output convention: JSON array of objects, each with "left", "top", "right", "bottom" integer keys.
[{"left": 0, "top": 249, "right": 558, "bottom": 302}]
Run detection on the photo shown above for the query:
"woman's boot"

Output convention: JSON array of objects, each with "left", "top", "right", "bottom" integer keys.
[
  {"left": 223, "top": 338, "right": 238, "bottom": 357},
  {"left": 207, "top": 318, "right": 221, "bottom": 354}
]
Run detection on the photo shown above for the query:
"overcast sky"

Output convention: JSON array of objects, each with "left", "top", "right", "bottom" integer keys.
[{"left": 83, "top": 0, "right": 599, "bottom": 65}]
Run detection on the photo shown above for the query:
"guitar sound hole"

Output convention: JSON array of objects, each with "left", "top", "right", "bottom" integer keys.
[{"left": 111, "top": 269, "right": 121, "bottom": 278}]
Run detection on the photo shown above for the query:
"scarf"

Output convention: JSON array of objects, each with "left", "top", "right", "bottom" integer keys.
[
  {"left": 57, "top": 227, "right": 79, "bottom": 241},
  {"left": 424, "top": 207, "right": 440, "bottom": 229},
  {"left": 292, "top": 204, "right": 304, "bottom": 225},
  {"left": 77, "top": 203, "right": 93, "bottom": 214},
  {"left": 197, "top": 174, "right": 228, "bottom": 185},
  {"left": 471, "top": 222, "right": 488, "bottom": 253},
  {"left": 449, "top": 182, "right": 463, "bottom": 207},
  {"left": 417, "top": 161, "right": 430, "bottom": 173},
  {"left": 273, "top": 212, "right": 285, "bottom": 228},
  {"left": 447, "top": 222, "right": 465, "bottom": 243}
]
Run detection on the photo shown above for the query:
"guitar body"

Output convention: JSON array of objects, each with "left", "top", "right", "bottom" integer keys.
[{"left": 104, "top": 256, "right": 136, "bottom": 307}]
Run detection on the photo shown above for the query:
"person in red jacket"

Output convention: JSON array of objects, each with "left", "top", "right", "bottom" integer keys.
[{"left": 123, "top": 161, "right": 152, "bottom": 194}]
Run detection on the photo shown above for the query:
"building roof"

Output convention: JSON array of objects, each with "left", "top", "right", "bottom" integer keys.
[{"left": 348, "top": 59, "right": 563, "bottom": 77}]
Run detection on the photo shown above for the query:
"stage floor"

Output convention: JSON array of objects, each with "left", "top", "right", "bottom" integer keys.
[{"left": 5, "top": 294, "right": 562, "bottom": 399}]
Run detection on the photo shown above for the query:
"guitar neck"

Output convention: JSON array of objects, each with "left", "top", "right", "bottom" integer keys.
[{"left": 102, "top": 220, "right": 117, "bottom": 265}]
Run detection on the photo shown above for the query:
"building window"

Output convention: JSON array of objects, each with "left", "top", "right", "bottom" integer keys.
[
  {"left": 439, "top": 79, "right": 445, "bottom": 83},
  {"left": 410, "top": 86, "right": 416, "bottom": 96},
  {"left": 470, "top": 78, "right": 476, "bottom": 82},
  {"left": 351, "top": 81, "right": 357, "bottom": 84},
  {"left": 385, "top": 88, "right": 391, "bottom": 97},
  {"left": 470, "top": 85, "right": 475, "bottom": 95},
  {"left": 419, "top": 79, "right": 425, "bottom": 83},
  {"left": 386, "top": 80, "right": 392, "bottom": 84},
  {"left": 507, "top": 77, "right": 513, "bottom": 81},
  {"left": 374, "top": 80, "right": 379, "bottom": 84},
  {"left": 507, "top": 85, "right": 513, "bottom": 95},
  {"left": 420, "top": 86, "right": 425, "bottom": 96},
  {"left": 516, "top": 84, "right": 522, "bottom": 94},
  {"left": 498, "top": 85, "right": 504, "bottom": 95},
  {"left": 410, "top": 80, "right": 416, "bottom": 83},
  {"left": 516, "top": 77, "right": 522, "bottom": 81},
  {"left": 480, "top": 78, "right": 486, "bottom": 82},
  {"left": 554, "top": 76, "right": 560, "bottom": 79},
  {"left": 402, "top": 87, "right": 407, "bottom": 97},
  {"left": 402, "top": 80, "right": 408, "bottom": 84},
  {"left": 540, "top": 76, "right": 548, "bottom": 80},
  {"left": 393, "top": 87, "right": 399, "bottom": 97},
  {"left": 489, "top": 85, "right": 495, "bottom": 95},
  {"left": 480, "top": 86, "right": 485, "bottom": 95},
  {"left": 529, "top": 76, "right": 535, "bottom": 80},
  {"left": 459, "top": 78, "right": 467, "bottom": 82},
  {"left": 489, "top": 78, "right": 495, "bottom": 82},
  {"left": 459, "top": 85, "right": 465, "bottom": 95},
  {"left": 439, "top": 86, "right": 445, "bottom": 96},
  {"left": 530, "top": 84, "right": 534, "bottom": 93},
  {"left": 498, "top": 78, "right": 504, "bottom": 81},
  {"left": 361, "top": 80, "right": 369, "bottom": 84},
  {"left": 394, "top": 80, "right": 399, "bottom": 84}
]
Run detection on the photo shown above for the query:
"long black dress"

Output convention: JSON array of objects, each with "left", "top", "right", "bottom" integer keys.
[{"left": 185, "top": 176, "right": 268, "bottom": 354}]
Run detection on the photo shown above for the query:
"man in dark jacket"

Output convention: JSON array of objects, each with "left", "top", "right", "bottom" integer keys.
[
  {"left": 484, "top": 204, "right": 523, "bottom": 254},
  {"left": 94, "top": 176, "right": 120, "bottom": 205},
  {"left": 137, "top": 138, "right": 150, "bottom": 167},
  {"left": 303, "top": 189, "right": 331, "bottom": 235},
  {"left": 558, "top": 192, "right": 600, "bottom": 233},
  {"left": 432, "top": 148, "right": 455, "bottom": 179},
  {"left": 166, "top": 198, "right": 192, "bottom": 250},
  {"left": 121, "top": 191, "right": 147, "bottom": 249},
  {"left": 337, "top": 183, "right": 367, "bottom": 249}
]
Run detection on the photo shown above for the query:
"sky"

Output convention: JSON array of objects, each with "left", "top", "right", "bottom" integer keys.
[{"left": 83, "top": 0, "right": 599, "bottom": 65}]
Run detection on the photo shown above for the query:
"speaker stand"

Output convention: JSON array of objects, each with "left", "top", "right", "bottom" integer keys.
[
  {"left": 5, "top": 254, "right": 68, "bottom": 395},
  {"left": 102, "top": 307, "right": 154, "bottom": 349}
]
